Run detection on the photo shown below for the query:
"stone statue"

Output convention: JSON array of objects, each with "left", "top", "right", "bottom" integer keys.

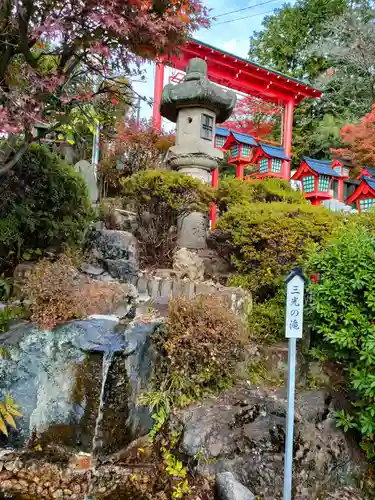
[{"left": 160, "top": 58, "right": 236, "bottom": 249}]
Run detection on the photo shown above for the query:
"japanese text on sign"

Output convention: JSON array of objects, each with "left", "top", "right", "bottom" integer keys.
[{"left": 285, "top": 275, "right": 304, "bottom": 339}]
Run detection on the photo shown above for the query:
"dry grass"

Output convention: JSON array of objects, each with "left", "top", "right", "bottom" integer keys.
[
  {"left": 163, "top": 295, "right": 246, "bottom": 387},
  {"left": 23, "top": 255, "right": 126, "bottom": 329}
]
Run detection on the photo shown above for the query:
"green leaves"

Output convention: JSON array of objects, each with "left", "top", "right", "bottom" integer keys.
[
  {"left": 249, "top": 0, "right": 348, "bottom": 81},
  {"left": 216, "top": 199, "right": 339, "bottom": 300},
  {"left": 0, "top": 144, "right": 93, "bottom": 264},
  {"left": 336, "top": 410, "right": 356, "bottom": 432},
  {"left": 0, "top": 275, "right": 12, "bottom": 301},
  {"left": 308, "top": 221, "right": 375, "bottom": 458},
  {"left": 0, "top": 394, "right": 22, "bottom": 437}
]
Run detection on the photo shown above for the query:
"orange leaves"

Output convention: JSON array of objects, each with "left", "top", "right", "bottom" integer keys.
[{"left": 333, "top": 103, "right": 375, "bottom": 169}]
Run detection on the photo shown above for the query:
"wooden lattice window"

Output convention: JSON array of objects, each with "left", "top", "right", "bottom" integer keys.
[
  {"left": 360, "top": 198, "right": 375, "bottom": 211},
  {"left": 215, "top": 135, "right": 226, "bottom": 148},
  {"left": 242, "top": 144, "right": 252, "bottom": 157},
  {"left": 271, "top": 158, "right": 282, "bottom": 173},
  {"left": 303, "top": 175, "right": 315, "bottom": 193},
  {"left": 259, "top": 158, "right": 268, "bottom": 174},
  {"left": 201, "top": 114, "right": 214, "bottom": 141},
  {"left": 318, "top": 175, "right": 330, "bottom": 192}
]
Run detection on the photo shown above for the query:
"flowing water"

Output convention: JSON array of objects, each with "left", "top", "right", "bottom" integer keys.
[
  {"left": 85, "top": 350, "right": 115, "bottom": 500},
  {"left": 91, "top": 350, "right": 114, "bottom": 458}
]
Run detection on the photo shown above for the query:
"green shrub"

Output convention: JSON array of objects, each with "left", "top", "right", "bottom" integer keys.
[
  {"left": 214, "top": 202, "right": 340, "bottom": 300},
  {"left": 216, "top": 177, "right": 305, "bottom": 213},
  {"left": 307, "top": 223, "right": 375, "bottom": 459},
  {"left": 0, "top": 145, "right": 93, "bottom": 267},
  {"left": 121, "top": 170, "right": 213, "bottom": 266},
  {"left": 247, "top": 292, "right": 285, "bottom": 343}
]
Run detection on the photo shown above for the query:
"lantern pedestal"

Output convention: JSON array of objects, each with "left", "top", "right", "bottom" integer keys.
[{"left": 168, "top": 153, "right": 218, "bottom": 249}]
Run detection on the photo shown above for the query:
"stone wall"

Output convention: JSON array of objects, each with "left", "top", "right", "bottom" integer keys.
[{"left": 135, "top": 271, "right": 252, "bottom": 316}]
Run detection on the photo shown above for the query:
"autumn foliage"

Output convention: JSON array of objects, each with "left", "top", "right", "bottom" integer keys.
[
  {"left": 0, "top": 0, "right": 209, "bottom": 174},
  {"left": 98, "top": 119, "right": 175, "bottom": 197},
  {"left": 334, "top": 104, "right": 375, "bottom": 168},
  {"left": 222, "top": 95, "right": 280, "bottom": 139}
]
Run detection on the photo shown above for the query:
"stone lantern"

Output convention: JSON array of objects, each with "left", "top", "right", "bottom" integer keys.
[{"left": 160, "top": 58, "right": 236, "bottom": 249}]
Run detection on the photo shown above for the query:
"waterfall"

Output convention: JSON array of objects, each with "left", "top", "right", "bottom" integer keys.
[
  {"left": 91, "top": 350, "right": 114, "bottom": 457},
  {"left": 84, "top": 350, "right": 115, "bottom": 500}
]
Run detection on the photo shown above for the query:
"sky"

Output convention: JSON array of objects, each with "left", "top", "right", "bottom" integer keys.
[{"left": 134, "top": 0, "right": 287, "bottom": 127}]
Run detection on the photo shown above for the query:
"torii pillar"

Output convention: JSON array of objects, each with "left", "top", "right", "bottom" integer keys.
[
  {"left": 152, "top": 62, "right": 165, "bottom": 130},
  {"left": 282, "top": 99, "right": 295, "bottom": 180}
]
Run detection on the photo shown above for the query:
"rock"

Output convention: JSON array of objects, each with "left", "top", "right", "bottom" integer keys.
[
  {"left": 175, "top": 385, "right": 365, "bottom": 499},
  {"left": 113, "top": 302, "right": 132, "bottom": 320},
  {"left": 80, "top": 263, "right": 105, "bottom": 276},
  {"left": 91, "top": 229, "right": 139, "bottom": 282},
  {"left": 92, "top": 230, "right": 138, "bottom": 262},
  {"left": 173, "top": 248, "right": 205, "bottom": 281},
  {"left": 105, "top": 258, "right": 138, "bottom": 281},
  {"left": 0, "top": 316, "right": 162, "bottom": 456},
  {"left": 198, "top": 249, "right": 232, "bottom": 281},
  {"left": 96, "top": 272, "right": 116, "bottom": 283},
  {"left": 216, "top": 472, "right": 255, "bottom": 500}
]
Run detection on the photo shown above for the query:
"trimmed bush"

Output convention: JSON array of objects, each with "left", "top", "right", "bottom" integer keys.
[
  {"left": 0, "top": 145, "right": 93, "bottom": 267},
  {"left": 214, "top": 202, "right": 340, "bottom": 300},
  {"left": 247, "top": 292, "right": 285, "bottom": 343},
  {"left": 24, "top": 255, "right": 126, "bottom": 329},
  {"left": 121, "top": 170, "right": 213, "bottom": 266},
  {"left": 307, "top": 223, "right": 375, "bottom": 459},
  {"left": 216, "top": 177, "right": 305, "bottom": 213}
]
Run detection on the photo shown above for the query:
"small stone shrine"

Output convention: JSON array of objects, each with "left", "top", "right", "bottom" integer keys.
[{"left": 160, "top": 58, "right": 236, "bottom": 249}]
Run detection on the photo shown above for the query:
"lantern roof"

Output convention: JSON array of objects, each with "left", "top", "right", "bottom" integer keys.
[
  {"left": 160, "top": 58, "right": 237, "bottom": 123},
  {"left": 363, "top": 177, "right": 375, "bottom": 190},
  {"left": 346, "top": 177, "right": 375, "bottom": 204},
  {"left": 223, "top": 130, "right": 258, "bottom": 149},
  {"left": 360, "top": 167, "right": 375, "bottom": 178},
  {"left": 216, "top": 127, "right": 230, "bottom": 137},
  {"left": 332, "top": 157, "right": 352, "bottom": 168},
  {"left": 259, "top": 143, "right": 290, "bottom": 161},
  {"left": 232, "top": 131, "right": 258, "bottom": 146},
  {"left": 302, "top": 157, "right": 340, "bottom": 177}
]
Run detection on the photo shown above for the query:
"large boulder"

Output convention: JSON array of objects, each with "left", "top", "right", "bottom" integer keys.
[
  {"left": 0, "top": 316, "right": 161, "bottom": 456},
  {"left": 91, "top": 230, "right": 139, "bottom": 282},
  {"left": 174, "top": 385, "right": 365, "bottom": 500}
]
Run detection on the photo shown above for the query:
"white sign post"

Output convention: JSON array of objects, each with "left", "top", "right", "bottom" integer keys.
[{"left": 283, "top": 267, "right": 306, "bottom": 500}]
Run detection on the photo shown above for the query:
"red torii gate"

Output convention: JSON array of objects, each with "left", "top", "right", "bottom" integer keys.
[{"left": 152, "top": 37, "right": 322, "bottom": 180}]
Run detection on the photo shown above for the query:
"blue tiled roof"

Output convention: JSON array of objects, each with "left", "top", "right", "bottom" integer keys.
[
  {"left": 215, "top": 127, "right": 230, "bottom": 137},
  {"left": 364, "top": 177, "right": 375, "bottom": 190},
  {"left": 260, "top": 143, "right": 290, "bottom": 160},
  {"left": 303, "top": 157, "right": 341, "bottom": 177},
  {"left": 232, "top": 131, "right": 258, "bottom": 146},
  {"left": 363, "top": 167, "right": 375, "bottom": 177}
]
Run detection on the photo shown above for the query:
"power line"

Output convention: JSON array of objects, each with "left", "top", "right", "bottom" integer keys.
[
  {"left": 213, "top": 0, "right": 280, "bottom": 19},
  {"left": 214, "top": 8, "right": 277, "bottom": 25}
]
